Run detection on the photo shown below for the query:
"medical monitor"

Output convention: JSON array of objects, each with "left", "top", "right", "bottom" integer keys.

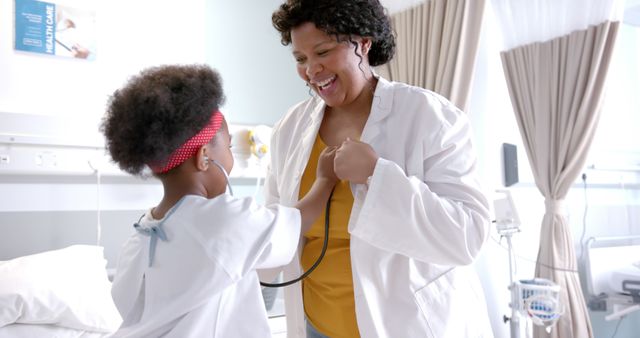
[{"left": 493, "top": 189, "right": 521, "bottom": 234}]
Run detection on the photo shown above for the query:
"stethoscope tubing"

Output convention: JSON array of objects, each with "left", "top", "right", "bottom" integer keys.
[
  {"left": 211, "top": 157, "right": 332, "bottom": 288},
  {"left": 260, "top": 189, "right": 333, "bottom": 288}
]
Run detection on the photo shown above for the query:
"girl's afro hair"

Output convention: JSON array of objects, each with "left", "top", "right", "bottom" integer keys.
[{"left": 101, "top": 64, "right": 225, "bottom": 175}]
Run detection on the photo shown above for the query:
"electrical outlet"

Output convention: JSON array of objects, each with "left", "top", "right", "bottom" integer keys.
[
  {"left": 35, "top": 152, "right": 57, "bottom": 167},
  {"left": 0, "top": 155, "right": 9, "bottom": 164}
]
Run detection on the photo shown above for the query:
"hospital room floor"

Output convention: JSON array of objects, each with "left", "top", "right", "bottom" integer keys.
[
  {"left": 268, "top": 315, "right": 286, "bottom": 338},
  {"left": 268, "top": 294, "right": 286, "bottom": 337}
]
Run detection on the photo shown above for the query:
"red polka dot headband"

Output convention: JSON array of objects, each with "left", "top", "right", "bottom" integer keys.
[{"left": 148, "top": 111, "right": 224, "bottom": 174}]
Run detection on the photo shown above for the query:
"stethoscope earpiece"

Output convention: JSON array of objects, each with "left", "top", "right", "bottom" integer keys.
[{"left": 208, "top": 158, "right": 234, "bottom": 196}]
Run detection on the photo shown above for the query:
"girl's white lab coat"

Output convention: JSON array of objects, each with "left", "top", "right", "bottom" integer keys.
[
  {"left": 111, "top": 195, "right": 300, "bottom": 337},
  {"left": 263, "top": 77, "right": 494, "bottom": 338}
]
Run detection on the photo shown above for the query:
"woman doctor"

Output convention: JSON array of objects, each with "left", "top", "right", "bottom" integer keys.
[{"left": 262, "top": 0, "right": 494, "bottom": 337}]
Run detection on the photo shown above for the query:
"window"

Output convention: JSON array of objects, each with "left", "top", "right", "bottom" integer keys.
[{"left": 589, "top": 23, "right": 640, "bottom": 170}]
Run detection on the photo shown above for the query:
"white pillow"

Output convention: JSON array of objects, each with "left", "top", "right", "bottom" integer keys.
[{"left": 0, "top": 245, "right": 122, "bottom": 332}]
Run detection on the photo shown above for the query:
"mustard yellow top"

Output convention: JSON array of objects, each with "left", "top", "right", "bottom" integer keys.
[{"left": 298, "top": 134, "right": 359, "bottom": 338}]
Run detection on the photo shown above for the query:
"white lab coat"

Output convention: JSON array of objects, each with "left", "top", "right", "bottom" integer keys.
[
  {"left": 111, "top": 194, "right": 300, "bottom": 338},
  {"left": 262, "top": 77, "right": 494, "bottom": 338}
]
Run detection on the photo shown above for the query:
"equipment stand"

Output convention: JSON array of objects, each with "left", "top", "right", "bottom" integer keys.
[{"left": 504, "top": 233, "right": 521, "bottom": 338}]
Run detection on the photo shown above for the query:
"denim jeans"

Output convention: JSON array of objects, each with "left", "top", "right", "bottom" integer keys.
[{"left": 306, "top": 320, "right": 329, "bottom": 338}]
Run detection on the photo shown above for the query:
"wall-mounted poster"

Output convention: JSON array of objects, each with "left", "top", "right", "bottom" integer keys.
[{"left": 14, "top": 0, "right": 96, "bottom": 60}]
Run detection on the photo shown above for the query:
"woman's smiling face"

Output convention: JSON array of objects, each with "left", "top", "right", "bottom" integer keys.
[{"left": 291, "top": 22, "right": 372, "bottom": 109}]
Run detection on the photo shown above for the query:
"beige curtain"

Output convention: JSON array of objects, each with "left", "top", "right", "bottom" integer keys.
[
  {"left": 376, "top": 0, "right": 485, "bottom": 110},
  {"left": 501, "top": 21, "right": 620, "bottom": 338}
]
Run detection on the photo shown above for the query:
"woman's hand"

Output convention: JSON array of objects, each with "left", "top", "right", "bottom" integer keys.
[{"left": 334, "top": 138, "right": 378, "bottom": 184}]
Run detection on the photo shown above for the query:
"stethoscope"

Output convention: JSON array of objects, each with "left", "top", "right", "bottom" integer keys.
[{"left": 210, "top": 158, "right": 331, "bottom": 288}]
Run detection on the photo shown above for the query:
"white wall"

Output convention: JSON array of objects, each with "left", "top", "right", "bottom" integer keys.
[
  {"left": 205, "top": 0, "right": 307, "bottom": 126},
  {"left": 0, "top": 0, "right": 207, "bottom": 119},
  {"left": 0, "top": 0, "right": 210, "bottom": 210}
]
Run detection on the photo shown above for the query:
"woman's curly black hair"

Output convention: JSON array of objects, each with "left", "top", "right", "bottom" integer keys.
[
  {"left": 272, "top": 0, "right": 395, "bottom": 67},
  {"left": 101, "top": 64, "right": 225, "bottom": 176}
]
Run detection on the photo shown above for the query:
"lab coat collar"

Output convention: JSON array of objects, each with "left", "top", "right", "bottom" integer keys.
[
  {"left": 284, "top": 97, "right": 324, "bottom": 204},
  {"left": 304, "top": 96, "right": 324, "bottom": 149},
  {"left": 361, "top": 76, "right": 394, "bottom": 144},
  {"left": 309, "top": 96, "right": 325, "bottom": 125},
  {"left": 292, "top": 76, "right": 394, "bottom": 193},
  {"left": 301, "top": 76, "right": 395, "bottom": 146}
]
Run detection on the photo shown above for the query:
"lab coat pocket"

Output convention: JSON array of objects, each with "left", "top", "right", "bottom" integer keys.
[{"left": 414, "top": 268, "right": 489, "bottom": 338}]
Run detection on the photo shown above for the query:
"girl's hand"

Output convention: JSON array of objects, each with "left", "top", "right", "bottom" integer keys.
[{"left": 316, "top": 146, "right": 339, "bottom": 183}]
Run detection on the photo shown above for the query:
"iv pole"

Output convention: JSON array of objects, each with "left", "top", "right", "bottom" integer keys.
[
  {"left": 494, "top": 190, "right": 522, "bottom": 338},
  {"left": 495, "top": 190, "right": 564, "bottom": 336},
  {"left": 502, "top": 226, "right": 521, "bottom": 338}
]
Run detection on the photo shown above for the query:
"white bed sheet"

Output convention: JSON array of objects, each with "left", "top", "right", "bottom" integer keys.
[
  {"left": 0, "top": 323, "right": 112, "bottom": 338},
  {"left": 0, "top": 245, "right": 122, "bottom": 332}
]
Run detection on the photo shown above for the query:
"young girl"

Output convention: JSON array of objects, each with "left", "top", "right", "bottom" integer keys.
[{"left": 101, "top": 64, "right": 336, "bottom": 337}]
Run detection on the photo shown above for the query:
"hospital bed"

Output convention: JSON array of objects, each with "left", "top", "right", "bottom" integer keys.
[
  {"left": 0, "top": 112, "right": 150, "bottom": 337},
  {"left": 0, "top": 245, "right": 122, "bottom": 338},
  {"left": 585, "top": 236, "right": 640, "bottom": 320}
]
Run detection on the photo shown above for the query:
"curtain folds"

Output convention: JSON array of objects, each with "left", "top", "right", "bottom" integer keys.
[
  {"left": 376, "top": 0, "right": 485, "bottom": 110},
  {"left": 500, "top": 20, "right": 620, "bottom": 338}
]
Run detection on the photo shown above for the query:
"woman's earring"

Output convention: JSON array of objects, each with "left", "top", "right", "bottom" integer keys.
[{"left": 305, "top": 83, "right": 315, "bottom": 97}]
